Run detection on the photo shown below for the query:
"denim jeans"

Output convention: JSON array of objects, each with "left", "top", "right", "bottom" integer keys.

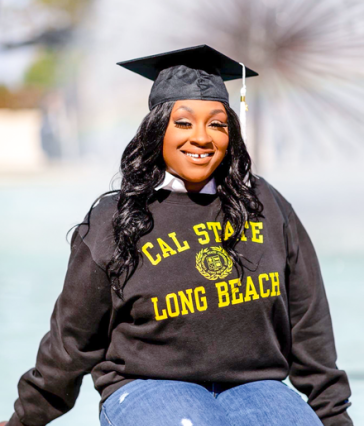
[{"left": 99, "top": 379, "right": 323, "bottom": 426}]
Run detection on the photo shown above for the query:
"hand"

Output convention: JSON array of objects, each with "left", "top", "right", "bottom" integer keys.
[{"left": 0, "top": 422, "right": 7, "bottom": 426}]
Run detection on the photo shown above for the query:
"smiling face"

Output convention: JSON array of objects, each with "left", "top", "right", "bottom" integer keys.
[{"left": 163, "top": 99, "right": 229, "bottom": 192}]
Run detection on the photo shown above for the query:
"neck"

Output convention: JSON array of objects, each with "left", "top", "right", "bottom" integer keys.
[
  {"left": 167, "top": 170, "right": 214, "bottom": 193},
  {"left": 183, "top": 177, "right": 213, "bottom": 193},
  {"left": 153, "top": 188, "right": 219, "bottom": 206}
]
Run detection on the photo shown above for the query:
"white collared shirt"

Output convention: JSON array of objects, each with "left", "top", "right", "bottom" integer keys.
[{"left": 154, "top": 170, "right": 217, "bottom": 194}]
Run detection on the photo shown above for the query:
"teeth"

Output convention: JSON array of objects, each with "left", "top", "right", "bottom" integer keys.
[{"left": 185, "top": 152, "right": 211, "bottom": 158}]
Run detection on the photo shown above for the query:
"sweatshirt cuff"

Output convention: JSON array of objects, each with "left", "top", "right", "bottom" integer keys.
[
  {"left": 6, "top": 412, "right": 34, "bottom": 426},
  {"left": 321, "top": 410, "right": 353, "bottom": 426}
]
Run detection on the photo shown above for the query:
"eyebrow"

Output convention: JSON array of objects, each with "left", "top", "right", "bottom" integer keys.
[
  {"left": 209, "top": 108, "right": 226, "bottom": 116},
  {"left": 175, "top": 106, "right": 226, "bottom": 116},
  {"left": 176, "top": 105, "right": 194, "bottom": 113}
]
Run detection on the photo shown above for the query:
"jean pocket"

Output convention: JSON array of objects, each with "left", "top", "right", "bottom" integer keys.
[
  {"left": 102, "top": 379, "right": 147, "bottom": 425},
  {"left": 104, "top": 379, "right": 144, "bottom": 409},
  {"left": 100, "top": 405, "right": 114, "bottom": 426}
]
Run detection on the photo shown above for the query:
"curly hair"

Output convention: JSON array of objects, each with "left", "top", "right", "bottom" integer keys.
[{"left": 68, "top": 100, "right": 264, "bottom": 299}]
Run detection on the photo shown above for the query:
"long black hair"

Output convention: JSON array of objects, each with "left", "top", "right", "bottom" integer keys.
[{"left": 67, "top": 100, "right": 264, "bottom": 299}]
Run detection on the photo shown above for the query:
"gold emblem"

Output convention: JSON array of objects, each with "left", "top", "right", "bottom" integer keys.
[{"left": 196, "top": 246, "right": 233, "bottom": 280}]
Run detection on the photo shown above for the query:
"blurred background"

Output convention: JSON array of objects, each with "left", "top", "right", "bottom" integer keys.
[{"left": 0, "top": 0, "right": 363, "bottom": 424}]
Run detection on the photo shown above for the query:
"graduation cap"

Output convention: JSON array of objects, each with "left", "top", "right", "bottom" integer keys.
[{"left": 117, "top": 45, "right": 258, "bottom": 142}]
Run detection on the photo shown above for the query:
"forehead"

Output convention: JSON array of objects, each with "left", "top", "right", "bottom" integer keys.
[{"left": 172, "top": 99, "right": 227, "bottom": 115}]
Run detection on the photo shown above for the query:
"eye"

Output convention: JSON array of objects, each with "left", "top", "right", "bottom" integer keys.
[
  {"left": 174, "top": 121, "right": 192, "bottom": 129},
  {"left": 210, "top": 121, "right": 228, "bottom": 128}
]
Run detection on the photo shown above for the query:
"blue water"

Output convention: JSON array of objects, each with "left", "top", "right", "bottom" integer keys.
[{"left": 0, "top": 167, "right": 363, "bottom": 425}]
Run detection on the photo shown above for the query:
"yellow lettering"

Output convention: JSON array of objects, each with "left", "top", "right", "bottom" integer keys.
[
  {"left": 229, "top": 278, "right": 244, "bottom": 304},
  {"left": 157, "top": 238, "right": 177, "bottom": 258},
  {"left": 215, "top": 281, "right": 230, "bottom": 307},
  {"left": 151, "top": 297, "right": 168, "bottom": 321},
  {"left": 224, "top": 221, "right": 235, "bottom": 241},
  {"left": 193, "top": 223, "right": 210, "bottom": 245},
  {"left": 258, "top": 273, "right": 270, "bottom": 298},
  {"left": 168, "top": 232, "right": 190, "bottom": 252},
  {"left": 178, "top": 289, "right": 195, "bottom": 315},
  {"left": 270, "top": 272, "right": 281, "bottom": 296},
  {"left": 241, "top": 221, "right": 249, "bottom": 241},
  {"left": 251, "top": 221, "right": 263, "bottom": 243},
  {"left": 165, "top": 293, "right": 180, "bottom": 317},
  {"left": 142, "top": 242, "right": 161, "bottom": 266},
  {"left": 244, "top": 276, "right": 260, "bottom": 301},
  {"left": 194, "top": 286, "right": 208, "bottom": 311},
  {"left": 207, "top": 222, "right": 222, "bottom": 242}
]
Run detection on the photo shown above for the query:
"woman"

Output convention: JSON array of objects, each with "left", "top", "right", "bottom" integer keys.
[{"left": 2, "top": 46, "right": 353, "bottom": 426}]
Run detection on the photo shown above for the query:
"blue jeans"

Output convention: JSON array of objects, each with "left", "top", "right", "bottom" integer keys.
[{"left": 99, "top": 379, "right": 323, "bottom": 426}]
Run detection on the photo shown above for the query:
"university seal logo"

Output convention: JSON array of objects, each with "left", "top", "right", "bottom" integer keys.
[{"left": 195, "top": 246, "right": 233, "bottom": 280}]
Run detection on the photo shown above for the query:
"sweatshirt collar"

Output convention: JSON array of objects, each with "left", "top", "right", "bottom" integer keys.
[{"left": 154, "top": 170, "right": 217, "bottom": 194}]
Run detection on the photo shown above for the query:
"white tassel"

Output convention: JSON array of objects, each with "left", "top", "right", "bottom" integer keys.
[
  {"left": 239, "top": 62, "right": 247, "bottom": 142},
  {"left": 239, "top": 61, "right": 254, "bottom": 187}
]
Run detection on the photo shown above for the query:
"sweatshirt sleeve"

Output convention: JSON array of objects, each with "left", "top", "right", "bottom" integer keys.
[
  {"left": 7, "top": 227, "right": 112, "bottom": 426},
  {"left": 286, "top": 207, "right": 353, "bottom": 426}
]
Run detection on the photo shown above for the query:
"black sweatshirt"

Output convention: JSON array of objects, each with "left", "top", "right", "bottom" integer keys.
[{"left": 7, "top": 175, "right": 353, "bottom": 426}]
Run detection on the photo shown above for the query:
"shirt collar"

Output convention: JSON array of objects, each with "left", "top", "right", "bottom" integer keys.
[{"left": 154, "top": 170, "right": 217, "bottom": 194}]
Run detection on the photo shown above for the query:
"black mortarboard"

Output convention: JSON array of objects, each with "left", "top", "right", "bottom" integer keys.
[{"left": 117, "top": 45, "right": 259, "bottom": 140}]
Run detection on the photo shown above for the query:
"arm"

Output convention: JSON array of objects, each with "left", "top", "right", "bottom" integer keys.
[
  {"left": 7, "top": 228, "right": 112, "bottom": 426},
  {"left": 286, "top": 207, "right": 353, "bottom": 426}
]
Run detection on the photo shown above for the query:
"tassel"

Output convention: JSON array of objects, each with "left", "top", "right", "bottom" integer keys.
[{"left": 239, "top": 62, "right": 247, "bottom": 142}]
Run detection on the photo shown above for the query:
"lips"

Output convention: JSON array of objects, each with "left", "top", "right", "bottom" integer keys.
[{"left": 180, "top": 149, "right": 215, "bottom": 164}]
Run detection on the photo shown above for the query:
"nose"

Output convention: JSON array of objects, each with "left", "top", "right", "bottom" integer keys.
[{"left": 190, "top": 122, "right": 213, "bottom": 146}]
